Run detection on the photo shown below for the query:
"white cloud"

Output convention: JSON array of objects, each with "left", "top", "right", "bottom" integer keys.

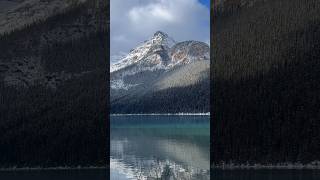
[
  {"left": 129, "top": 4, "right": 176, "bottom": 23},
  {"left": 110, "top": 0, "right": 210, "bottom": 63}
]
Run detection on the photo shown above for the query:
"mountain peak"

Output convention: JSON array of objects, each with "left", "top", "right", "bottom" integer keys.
[
  {"left": 153, "top": 31, "right": 168, "bottom": 37},
  {"left": 151, "top": 31, "right": 175, "bottom": 47}
]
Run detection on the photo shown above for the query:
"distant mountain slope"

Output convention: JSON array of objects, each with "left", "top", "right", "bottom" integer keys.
[
  {"left": 0, "top": 0, "right": 108, "bottom": 168},
  {"left": 154, "top": 61, "right": 209, "bottom": 90},
  {"left": 110, "top": 32, "right": 210, "bottom": 113},
  {"left": 0, "top": 0, "right": 89, "bottom": 34},
  {"left": 212, "top": 0, "right": 320, "bottom": 166}
]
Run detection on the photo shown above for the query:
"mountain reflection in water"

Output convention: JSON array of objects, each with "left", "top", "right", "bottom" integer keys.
[{"left": 110, "top": 115, "right": 210, "bottom": 180}]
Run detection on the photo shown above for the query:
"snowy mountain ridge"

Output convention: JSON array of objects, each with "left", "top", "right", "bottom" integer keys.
[
  {"left": 110, "top": 31, "right": 209, "bottom": 73},
  {"left": 111, "top": 31, "right": 176, "bottom": 72}
]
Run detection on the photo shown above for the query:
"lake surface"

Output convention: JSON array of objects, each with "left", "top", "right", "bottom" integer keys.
[
  {"left": 110, "top": 115, "right": 210, "bottom": 180},
  {"left": 0, "top": 169, "right": 106, "bottom": 180},
  {"left": 2, "top": 115, "right": 319, "bottom": 180}
]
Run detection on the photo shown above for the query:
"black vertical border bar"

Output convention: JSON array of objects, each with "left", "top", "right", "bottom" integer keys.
[
  {"left": 108, "top": 0, "right": 111, "bottom": 179},
  {"left": 210, "top": 0, "right": 215, "bottom": 176},
  {"left": 96, "top": 0, "right": 110, "bottom": 177},
  {"left": 105, "top": 0, "right": 110, "bottom": 179}
]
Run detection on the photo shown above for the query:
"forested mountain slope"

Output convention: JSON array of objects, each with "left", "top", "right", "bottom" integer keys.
[
  {"left": 0, "top": 0, "right": 87, "bottom": 34},
  {"left": 212, "top": 0, "right": 320, "bottom": 165},
  {"left": 0, "top": 0, "right": 108, "bottom": 167}
]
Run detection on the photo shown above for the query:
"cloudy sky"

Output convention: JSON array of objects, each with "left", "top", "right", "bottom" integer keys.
[{"left": 110, "top": 0, "right": 210, "bottom": 64}]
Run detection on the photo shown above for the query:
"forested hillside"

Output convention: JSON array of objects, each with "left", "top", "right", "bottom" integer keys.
[
  {"left": 0, "top": 0, "right": 108, "bottom": 168},
  {"left": 212, "top": 0, "right": 320, "bottom": 166},
  {"left": 111, "top": 78, "right": 210, "bottom": 113}
]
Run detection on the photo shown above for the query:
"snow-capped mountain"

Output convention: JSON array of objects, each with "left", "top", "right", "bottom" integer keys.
[
  {"left": 111, "top": 31, "right": 209, "bottom": 73},
  {"left": 110, "top": 31, "right": 210, "bottom": 113},
  {"left": 111, "top": 31, "right": 209, "bottom": 90},
  {"left": 111, "top": 31, "right": 176, "bottom": 73}
]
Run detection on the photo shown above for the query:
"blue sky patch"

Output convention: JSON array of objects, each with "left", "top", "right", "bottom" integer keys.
[{"left": 199, "top": 0, "right": 210, "bottom": 8}]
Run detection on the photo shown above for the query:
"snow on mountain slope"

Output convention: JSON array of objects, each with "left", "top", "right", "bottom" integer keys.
[{"left": 111, "top": 31, "right": 176, "bottom": 72}]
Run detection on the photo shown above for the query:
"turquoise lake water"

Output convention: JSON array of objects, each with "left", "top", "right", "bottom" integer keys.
[{"left": 110, "top": 115, "right": 210, "bottom": 180}]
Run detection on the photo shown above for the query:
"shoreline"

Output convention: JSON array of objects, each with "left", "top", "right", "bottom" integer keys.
[
  {"left": 0, "top": 166, "right": 107, "bottom": 172},
  {"left": 3, "top": 165, "right": 320, "bottom": 171},
  {"left": 110, "top": 113, "right": 210, "bottom": 116},
  {"left": 212, "top": 162, "right": 320, "bottom": 170}
]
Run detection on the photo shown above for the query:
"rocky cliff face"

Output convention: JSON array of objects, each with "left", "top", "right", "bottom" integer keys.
[{"left": 170, "top": 41, "right": 209, "bottom": 65}]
